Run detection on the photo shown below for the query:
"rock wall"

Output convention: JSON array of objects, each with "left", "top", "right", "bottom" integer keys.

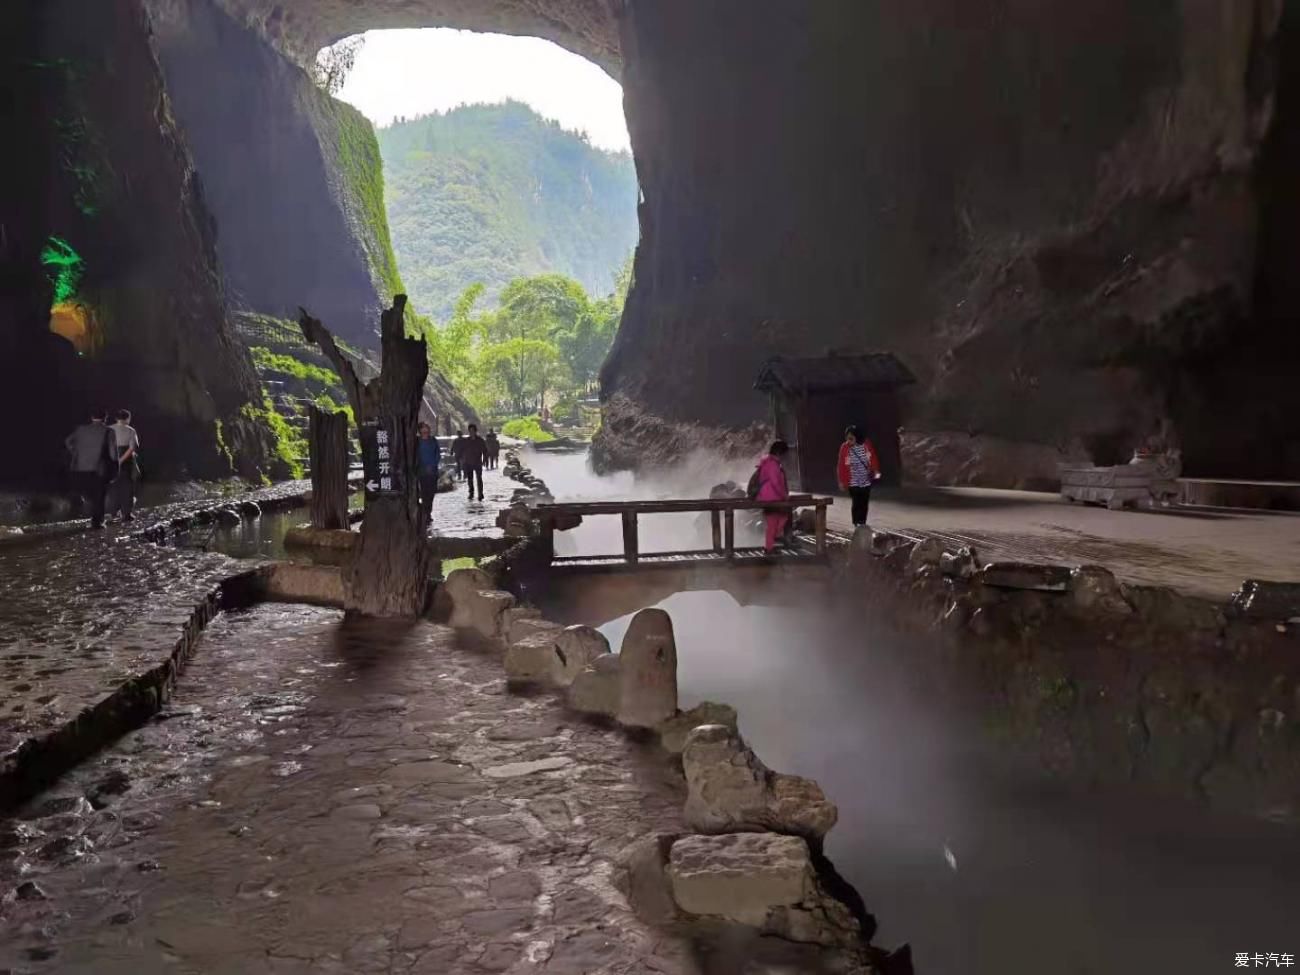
[
  {"left": 0, "top": 0, "right": 273, "bottom": 483},
  {"left": 597, "top": 0, "right": 1297, "bottom": 481},
  {"left": 146, "top": 0, "right": 399, "bottom": 346}
]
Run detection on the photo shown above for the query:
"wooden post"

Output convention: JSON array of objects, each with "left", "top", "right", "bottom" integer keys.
[
  {"left": 710, "top": 510, "right": 721, "bottom": 552},
  {"left": 540, "top": 514, "right": 555, "bottom": 562},
  {"left": 300, "top": 296, "right": 431, "bottom": 617},
  {"left": 622, "top": 511, "right": 639, "bottom": 565},
  {"left": 308, "top": 406, "right": 349, "bottom": 530},
  {"left": 814, "top": 502, "right": 828, "bottom": 555},
  {"left": 723, "top": 509, "right": 735, "bottom": 559}
]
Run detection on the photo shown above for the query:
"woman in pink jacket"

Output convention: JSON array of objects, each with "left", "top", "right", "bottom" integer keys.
[{"left": 754, "top": 440, "right": 791, "bottom": 552}]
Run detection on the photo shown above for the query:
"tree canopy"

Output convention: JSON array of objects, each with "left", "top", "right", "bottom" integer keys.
[{"left": 420, "top": 260, "right": 630, "bottom": 420}]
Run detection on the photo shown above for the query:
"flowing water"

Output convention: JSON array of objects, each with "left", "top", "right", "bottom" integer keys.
[{"left": 524, "top": 448, "right": 1300, "bottom": 975}]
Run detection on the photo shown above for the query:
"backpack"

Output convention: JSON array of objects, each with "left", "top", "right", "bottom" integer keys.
[{"left": 746, "top": 466, "right": 762, "bottom": 499}]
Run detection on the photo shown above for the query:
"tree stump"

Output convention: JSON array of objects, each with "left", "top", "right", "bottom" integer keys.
[
  {"left": 299, "top": 296, "right": 431, "bottom": 616},
  {"left": 308, "top": 406, "right": 350, "bottom": 530}
]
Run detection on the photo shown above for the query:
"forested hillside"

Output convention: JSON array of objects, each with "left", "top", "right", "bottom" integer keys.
[{"left": 378, "top": 101, "right": 638, "bottom": 319}]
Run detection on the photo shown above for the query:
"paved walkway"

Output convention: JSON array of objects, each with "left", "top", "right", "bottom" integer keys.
[
  {"left": 830, "top": 486, "right": 1300, "bottom": 600},
  {"left": 1, "top": 604, "right": 857, "bottom": 974}
]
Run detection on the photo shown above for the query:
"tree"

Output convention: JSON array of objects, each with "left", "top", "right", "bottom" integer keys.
[
  {"left": 299, "top": 296, "right": 431, "bottom": 617},
  {"left": 313, "top": 36, "right": 365, "bottom": 96}
]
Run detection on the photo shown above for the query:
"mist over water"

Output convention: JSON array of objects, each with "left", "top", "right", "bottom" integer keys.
[{"left": 525, "top": 449, "right": 1300, "bottom": 975}]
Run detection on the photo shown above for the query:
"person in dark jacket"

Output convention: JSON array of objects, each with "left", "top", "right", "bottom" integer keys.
[
  {"left": 64, "top": 408, "right": 115, "bottom": 528},
  {"left": 416, "top": 422, "right": 442, "bottom": 528},
  {"left": 450, "top": 430, "right": 465, "bottom": 480},
  {"left": 460, "top": 423, "right": 488, "bottom": 501},
  {"left": 485, "top": 429, "right": 500, "bottom": 470}
]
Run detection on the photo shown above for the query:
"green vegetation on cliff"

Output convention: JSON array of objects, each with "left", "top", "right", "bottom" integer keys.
[
  {"left": 377, "top": 102, "right": 638, "bottom": 319},
  {"left": 318, "top": 95, "right": 406, "bottom": 304}
]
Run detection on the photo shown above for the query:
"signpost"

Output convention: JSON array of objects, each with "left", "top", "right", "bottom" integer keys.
[{"left": 360, "top": 419, "right": 404, "bottom": 498}]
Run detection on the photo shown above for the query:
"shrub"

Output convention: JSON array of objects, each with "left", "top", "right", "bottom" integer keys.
[{"left": 500, "top": 416, "right": 556, "bottom": 443}]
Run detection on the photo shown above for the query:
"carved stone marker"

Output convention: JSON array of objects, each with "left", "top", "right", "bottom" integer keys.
[{"left": 617, "top": 608, "right": 679, "bottom": 728}]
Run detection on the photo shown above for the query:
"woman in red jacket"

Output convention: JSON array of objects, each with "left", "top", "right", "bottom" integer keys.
[{"left": 837, "top": 425, "right": 880, "bottom": 527}]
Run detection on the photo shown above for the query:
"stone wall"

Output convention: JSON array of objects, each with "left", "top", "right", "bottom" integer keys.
[{"left": 840, "top": 528, "right": 1300, "bottom": 821}]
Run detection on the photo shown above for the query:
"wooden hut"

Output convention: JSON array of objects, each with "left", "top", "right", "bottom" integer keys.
[{"left": 754, "top": 352, "right": 916, "bottom": 491}]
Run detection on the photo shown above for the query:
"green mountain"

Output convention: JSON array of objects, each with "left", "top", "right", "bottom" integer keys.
[{"left": 377, "top": 101, "right": 639, "bottom": 320}]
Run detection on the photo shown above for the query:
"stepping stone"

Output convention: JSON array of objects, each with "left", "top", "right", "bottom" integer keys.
[{"left": 481, "top": 756, "right": 573, "bottom": 779}]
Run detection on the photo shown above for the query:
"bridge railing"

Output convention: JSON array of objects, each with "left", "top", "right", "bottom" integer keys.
[{"left": 529, "top": 494, "right": 834, "bottom": 566}]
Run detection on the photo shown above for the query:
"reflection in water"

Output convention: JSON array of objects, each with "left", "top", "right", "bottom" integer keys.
[{"left": 526, "top": 449, "right": 1300, "bottom": 975}]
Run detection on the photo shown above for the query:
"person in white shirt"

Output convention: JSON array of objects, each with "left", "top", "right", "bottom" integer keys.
[{"left": 109, "top": 409, "right": 140, "bottom": 521}]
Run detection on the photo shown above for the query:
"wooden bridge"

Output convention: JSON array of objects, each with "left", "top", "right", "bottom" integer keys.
[{"left": 529, "top": 495, "right": 834, "bottom": 576}]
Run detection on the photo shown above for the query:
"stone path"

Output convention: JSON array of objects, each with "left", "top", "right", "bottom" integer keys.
[
  {"left": 428, "top": 465, "right": 518, "bottom": 539},
  {"left": 0, "top": 467, "right": 522, "bottom": 795},
  {"left": 0, "top": 529, "right": 242, "bottom": 773},
  {"left": 830, "top": 486, "right": 1300, "bottom": 599},
  {"left": 0, "top": 604, "right": 857, "bottom": 974}
]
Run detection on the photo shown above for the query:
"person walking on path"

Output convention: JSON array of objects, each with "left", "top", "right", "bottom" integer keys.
[
  {"left": 460, "top": 423, "right": 488, "bottom": 502},
  {"left": 753, "top": 440, "right": 791, "bottom": 553},
  {"left": 64, "top": 408, "right": 115, "bottom": 529},
  {"left": 416, "top": 421, "right": 442, "bottom": 529},
  {"left": 450, "top": 430, "right": 465, "bottom": 481},
  {"left": 108, "top": 409, "right": 141, "bottom": 522},
  {"left": 485, "top": 428, "right": 500, "bottom": 470},
  {"left": 837, "top": 424, "right": 881, "bottom": 527}
]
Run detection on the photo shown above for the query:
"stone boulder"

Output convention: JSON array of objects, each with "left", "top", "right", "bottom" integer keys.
[
  {"left": 709, "top": 481, "right": 745, "bottom": 500},
  {"left": 682, "top": 725, "right": 837, "bottom": 840},
  {"left": 504, "top": 631, "right": 562, "bottom": 683},
  {"left": 554, "top": 625, "right": 611, "bottom": 686},
  {"left": 906, "top": 536, "right": 945, "bottom": 574},
  {"left": 666, "top": 833, "right": 861, "bottom": 949},
  {"left": 444, "top": 566, "right": 495, "bottom": 605},
  {"left": 445, "top": 568, "right": 516, "bottom": 639},
  {"left": 939, "top": 546, "right": 979, "bottom": 579},
  {"left": 617, "top": 608, "right": 679, "bottom": 728},
  {"left": 506, "top": 613, "right": 561, "bottom": 645},
  {"left": 978, "top": 561, "right": 1072, "bottom": 592},
  {"left": 657, "top": 701, "right": 739, "bottom": 754},
  {"left": 1068, "top": 564, "right": 1132, "bottom": 615},
  {"left": 567, "top": 653, "right": 621, "bottom": 717},
  {"left": 497, "top": 502, "right": 534, "bottom": 538}
]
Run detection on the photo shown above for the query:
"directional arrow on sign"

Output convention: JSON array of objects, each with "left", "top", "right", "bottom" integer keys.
[{"left": 365, "top": 480, "right": 380, "bottom": 492}]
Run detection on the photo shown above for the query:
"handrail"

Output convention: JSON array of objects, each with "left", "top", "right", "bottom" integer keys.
[{"left": 525, "top": 495, "right": 834, "bottom": 562}]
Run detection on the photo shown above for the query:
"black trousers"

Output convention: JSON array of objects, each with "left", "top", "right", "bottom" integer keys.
[
  {"left": 850, "top": 485, "right": 872, "bottom": 526},
  {"left": 465, "top": 464, "right": 483, "bottom": 499},
  {"left": 73, "top": 471, "right": 109, "bottom": 527},
  {"left": 111, "top": 465, "right": 136, "bottom": 519},
  {"left": 418, "top": 471, "right": 439, "bottom": 526}
]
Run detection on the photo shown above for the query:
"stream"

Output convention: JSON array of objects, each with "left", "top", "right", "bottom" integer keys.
[{"left": 523, "top": 447, "right": 1300, "bottom": 975}]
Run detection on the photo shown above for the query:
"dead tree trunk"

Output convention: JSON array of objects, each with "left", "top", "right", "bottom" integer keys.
[
  {"left": 299, "top": 296, "right": 431, "bottom": 616},
  {"left": 308, "top": 406, "right": 350, "bottom": 530}
]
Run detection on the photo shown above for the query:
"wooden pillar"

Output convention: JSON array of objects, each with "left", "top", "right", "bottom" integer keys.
[
  {"left": 300, "top": 296, "right": 431, "bottom": 617},
  {"left": 723, "top": 509, "right": 735, "bottom": 558},
  {"left": 814, "top": 503, "right": 828, "bottom": 555},
  {"left": 622, "top": 511, "right": 639, "bottom": 565},
  {"left": 308, "top": 406, "right": 349, "bottom": 530},
  {"left": 540, "top": 514, "right": 555, "bottom": 562},
  {"left": 710, "top": 510, "right": 722, "bottom": 552}
]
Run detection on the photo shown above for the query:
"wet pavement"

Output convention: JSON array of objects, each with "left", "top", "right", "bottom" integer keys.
[
  {"left": 0, "top": 604, "right": 768, "bottom": 975},
  {"left": 0, "top": 528, "right": 242, "bottom": 771},
  {"left": 0, "top": 469, "right": 516, "bottom": 797}
]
